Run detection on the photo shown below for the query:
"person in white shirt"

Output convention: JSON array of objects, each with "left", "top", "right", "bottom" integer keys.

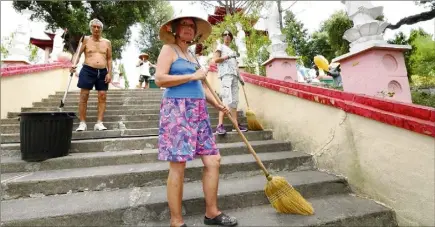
[
  {"left": 136, "top": 53, "right": 156, "bottom": 89},
  {"left": 212, "top": 30, "right": 248, "bottom": 135}
]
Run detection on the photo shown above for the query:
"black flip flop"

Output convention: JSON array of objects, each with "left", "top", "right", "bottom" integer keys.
[{"left": 204, "top": 213, "right": 238, "bottom": 226}]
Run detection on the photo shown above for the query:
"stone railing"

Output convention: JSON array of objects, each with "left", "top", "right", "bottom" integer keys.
[
  {"left": 208, "top": 65, "right": 434, "bottom": 226},
  {"left": 1, "top": 62, "right": 73, "bottom": 118}
]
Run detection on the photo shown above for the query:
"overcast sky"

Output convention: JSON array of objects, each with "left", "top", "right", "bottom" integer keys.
[{"left": 2, "top": 1, "right": 434, "bottom": 88}]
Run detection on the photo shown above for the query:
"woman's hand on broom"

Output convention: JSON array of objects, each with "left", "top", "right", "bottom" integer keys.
[
  {"left": 215, "top": 103, "right": 230, "bottom": 114},
  {"left": 190, "top": 68, "right": 207, "bottom": 81}
]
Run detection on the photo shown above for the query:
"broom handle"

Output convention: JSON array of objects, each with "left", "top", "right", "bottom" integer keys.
[
  {"left": 237, "top": 72, "right": 250, "bottom": 109},
  {"left": 240, "top": 83, "right": 250, "bottom": 109},
  {"left": 203, "top": 79, "right": 270, "bottom": 177}
]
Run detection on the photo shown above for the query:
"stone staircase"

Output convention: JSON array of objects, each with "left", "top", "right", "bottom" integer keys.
[{"left": 0, "top": 89, "right": 397, "bottom": 226}]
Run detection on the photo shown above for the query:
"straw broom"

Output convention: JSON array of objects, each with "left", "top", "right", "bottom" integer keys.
[
  {"left": 204, "top": 78, "right": 314, "bottom": 215},
  {"left": 192, "top": 54, "right": 313, "bottom": 215},
  {"left": 237, "top": 74, "right": 264, "bottom": 131}
]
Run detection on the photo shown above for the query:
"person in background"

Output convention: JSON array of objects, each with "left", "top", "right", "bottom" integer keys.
[
  {"left": 212, "top": 30, "right": 248, "bottom": 135},
  {"left": 136, "top": 53, "right": 156, "bottom": 89},
  {"left": 155, "top": 14, "right": 238, "bottom": 227},
  {"left": 195, "top": 44, "right": 209, "bottom": 69}
]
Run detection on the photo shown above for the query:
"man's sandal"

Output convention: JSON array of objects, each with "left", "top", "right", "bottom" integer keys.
[{"left": 204, "top": 213, "right": 238, "bottom": 226}]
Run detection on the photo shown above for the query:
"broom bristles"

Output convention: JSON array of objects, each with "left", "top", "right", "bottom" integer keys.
[
  {"left": 246, "top": 109, "right": 264, "bottom": 131},
  {"left": 264, "top": 176, "right": 314, "bottom": 215}
]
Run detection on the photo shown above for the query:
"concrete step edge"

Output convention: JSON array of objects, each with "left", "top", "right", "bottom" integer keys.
[
  {"left": 148, "top": 194, "right": 396, "bottom": 227},
  {"left": 1, "top": 130, "right": 271, "bottom": 147},
  {"left": 0, "top": 140, "right": 292, "bottom": 173},
  {"left": 0, "top": 170, "right": 351, "bottom": 226},
  {"left": 1, "top": 151, "right": 314, "bottom": 200}
]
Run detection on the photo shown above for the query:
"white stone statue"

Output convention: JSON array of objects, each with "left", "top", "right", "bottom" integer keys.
[
  {"left": 341, "top": 1, "right": 389, "bottom": 52},
  {"left": 112, "top": 61, "right": 121, "bottom": 82},
  {"left": 235, "top": 22, "right": 247, "bottom": 67},
  {"left": 9, "top": 25, "right": 30, "bottom": 57},
  {"left": 3, "top": 9, "right": 33, "bottom": 64},
  {"left": 265, "top": 1, "right": 288, "bottom": 58},
  {"left": 49, "top": 28, "right": 65, "bottom": 62}
]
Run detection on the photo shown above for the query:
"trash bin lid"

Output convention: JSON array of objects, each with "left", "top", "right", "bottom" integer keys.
[{"left": 18, "top": 112, "right": 76, "bottom": 117}]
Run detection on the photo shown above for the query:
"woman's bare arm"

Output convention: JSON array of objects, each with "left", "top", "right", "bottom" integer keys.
[{"left": 202, "top": 80, "right": 219, "bottom": 108}]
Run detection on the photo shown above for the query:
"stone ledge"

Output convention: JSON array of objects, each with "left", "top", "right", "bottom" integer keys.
[
  {"left": 332, "top": 43, "right": 412, "bottom": 63},
  {"left": 240, "top": 72, "right": 435, "bottom": 138},
  {"left": 1, "top": 62, "right": 71, "bottom": 77}
]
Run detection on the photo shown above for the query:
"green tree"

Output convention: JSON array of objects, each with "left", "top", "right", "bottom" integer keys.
[
  {"left": 305, "top": 31, "right": 334, "bottom": 67},
  {"left": 27, "top": 44, "right": 40, "bottom": 63},
  {"left": 388, "top": 28, "right": 433, "bottom": 81},
  {"left": 204, "top": 12, "right": 270, "bottom": 75},
  {"left": 409, "top": 34, "right": 435, "bottom": 77},
  {"left": 136, "top": 1, "right": 173, "bottom": 63},
  {"left": 416, "top": 0, "right": 435, "bottom": 9},
  {"left": 12, "top": 1, "right": 158, "bottom": 59},
  {"left": 320, "top": 10, "right": 353, "bottom": 56},
  {"left": 282, "top": 10, "right": 310, "bottom": 66},
  {"left": 1, "top": 33, "right": 15, "bottom": 59},
  {"left": 388, "top": 31, "right": 408, "bottom": 45}
]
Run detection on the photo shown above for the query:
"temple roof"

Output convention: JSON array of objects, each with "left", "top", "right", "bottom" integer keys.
[
  {"left": 30, "top": 31, "right": 55, "bottom": 49},
  {"left": 207, "top": 14, "right": 225, "bottom": 25},
  {"left": 213, "top": 6, "right": 243, "bottom": 15},
  {"left": 207, "top": 6, "right": 244, "bottom": 25}
]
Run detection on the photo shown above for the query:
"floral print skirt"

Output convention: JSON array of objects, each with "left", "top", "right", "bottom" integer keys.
[{"left": 158, "top": 98, "right": 219, "bottom": 162}]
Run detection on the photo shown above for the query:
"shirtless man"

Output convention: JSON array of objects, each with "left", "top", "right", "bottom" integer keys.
[{"left": 70, "top": 18, "right": 112, "bottom": 131}]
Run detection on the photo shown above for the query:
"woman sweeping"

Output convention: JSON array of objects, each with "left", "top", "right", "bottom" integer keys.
[{"left": 155, "top": 15, "right": 238, "bottom": 227}]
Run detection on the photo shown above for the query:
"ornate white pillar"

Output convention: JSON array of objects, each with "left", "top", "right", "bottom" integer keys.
[
  {"left": 262, "top": 1, "right": 299, "bottom": 82},
  {"left": 2, "top": 9, "right": 33, "bottom": 66}
]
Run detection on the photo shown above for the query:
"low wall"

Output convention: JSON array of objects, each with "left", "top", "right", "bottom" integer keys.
[
  {"left": 207, "top": 66, "right": 434, "bottom": 226},
  {"left": 1, "top": 63, "right": 75, "bottom": 118}
]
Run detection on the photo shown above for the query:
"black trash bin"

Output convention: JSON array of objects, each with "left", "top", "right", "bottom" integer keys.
[{"left": 19, "top": 112, "right": 76, "bottom": 162}]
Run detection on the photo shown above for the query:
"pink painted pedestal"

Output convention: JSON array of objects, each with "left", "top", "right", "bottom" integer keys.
[
  {"left": 333, "top": 44, "right": 412, "bottom": 103},
  {"left": 262, "top": 57, "right": 298, "bottom": 82}
]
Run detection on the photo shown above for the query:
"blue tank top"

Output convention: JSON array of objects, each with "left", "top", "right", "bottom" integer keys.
[{"left": 163, "top": 46, "right": 205, "bottom": 99}]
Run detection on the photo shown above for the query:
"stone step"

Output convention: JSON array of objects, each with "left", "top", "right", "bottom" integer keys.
[
  {"left": 148, "top": 194, "right": 397, "bottom": 227},
  {"left": 49, "top": 95, "right": 163, "bottom": 99},
  {"left": 2, "top": 128, "right": 159, "bottom": 143},
  {"left": 54, "top": 89, "right": 164, "bottom": 95},
  {"left": 32, "top": 100, "right": 221, "bottom": 108},
  {"left": 0, "top": 170, "right": 351, "bottom": 226},
  {"left": 49, "top": 93, "right": 164, "bottom": 99},
  {"left": 1, "top": 115, "right": 245, "bottom": 125},
  {"left": 1, "top": 151, "right": 313, "bottom": 200},
  {"left": 1, "top": 120, "right": 239, "bottom": 134},
  {"left": 1, "top": 130, "right": 273, "bottom": 154},
  {"left": 35, "top": 100, "right": 163, "bottom": 107},
  {"left": 42, "top": 97, "right": 163, "bottom": 102},
  {"left": 22, "top": 105, "right": 165, "bottom": 111},
  {"left": 8, "top": 108, "right": 241, "bottom": 119},
  {"left": 1, "top": 140, "right": 292, "bottom": 173}
]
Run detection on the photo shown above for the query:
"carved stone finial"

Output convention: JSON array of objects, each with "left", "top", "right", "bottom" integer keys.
[{"left": 341, "top": 1, "right": 390, "bottom": 52}]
